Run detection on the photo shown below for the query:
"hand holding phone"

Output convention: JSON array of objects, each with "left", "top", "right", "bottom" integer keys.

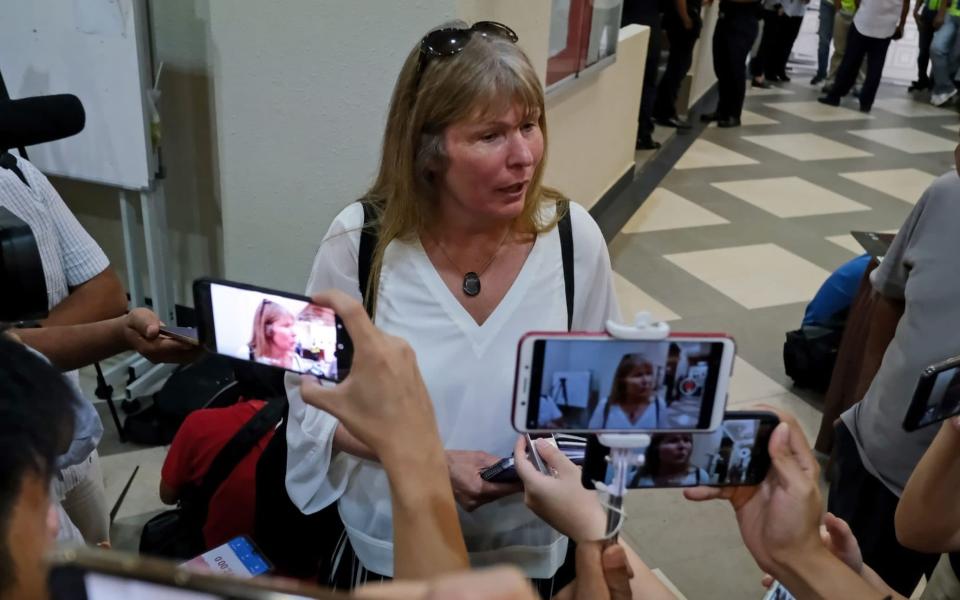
[{"left": 513, "top": 435, "right": 607, "bottom": 543}]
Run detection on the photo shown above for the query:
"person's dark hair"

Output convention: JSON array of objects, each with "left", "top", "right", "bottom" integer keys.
[{"left": 0, "top": 335, "right": 76, "bottom": 594}]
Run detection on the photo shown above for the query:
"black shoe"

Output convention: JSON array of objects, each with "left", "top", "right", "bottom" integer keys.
[
  {"left": 908, "top": 78, "right": 931, "bottom": 92},
  {"left": 772, "top": 73, "right": 791, "bottom": 82},
  {"left": 700, "top": 112, "right": 718, "bottom": 123},
  {"left": 751, "top": 79, "right": 773, "bottom": 89},
  {"left": 654, "top": 115, "right": 693, "bottom": 130},
  {"left": 810, "top": 74, "right": 825, "bottom": 85},
  {"left": 817, "top": 95, "right": 840, "bottom": 107},
  {"left": 859, "top": 104, "right": 871, "bottom": 113},
  {"left": 636, "top": 136, "right": 661, "bottom": 150},
  {"left": 717, "top": 117, "right": 741, "bottom": 128}
]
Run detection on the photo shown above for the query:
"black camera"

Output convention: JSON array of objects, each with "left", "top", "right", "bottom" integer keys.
[{"left": 0, "top": 206, "right": 47, "bottom": 322}]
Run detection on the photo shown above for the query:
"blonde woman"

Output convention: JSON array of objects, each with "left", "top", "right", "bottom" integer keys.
[
  {"left": 588, "top": 353, "right": 668, "bottom": 429},
  {"left": 285, "top": 21, "right": 620, "bottom": 589},
  {"left": 247, "top": 299, "right": 304, "bottom": 371}
]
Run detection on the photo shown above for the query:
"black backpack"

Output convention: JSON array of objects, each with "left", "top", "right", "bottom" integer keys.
[
  {"left": 139, "top": 398, "right": 285, "bottom": 559},
  {"left": 783, "top": 325, "right": 844, "bottom": 393}
]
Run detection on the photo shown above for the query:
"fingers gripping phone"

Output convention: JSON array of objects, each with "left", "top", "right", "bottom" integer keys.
[
  {"left": 903, "top": 354, "right": 960, "bottom": 431},
  {"left": 193, "top": 277, "right": 353, "bottom": 382},
  {"left": 580, "top": 411, "right": 778, "bottom": 489},
  {"left": 513, "top": 332, "right": 736, "bottom": 433}
]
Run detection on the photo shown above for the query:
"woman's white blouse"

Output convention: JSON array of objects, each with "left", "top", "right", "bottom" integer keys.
[{"left": 285, "top": 201, "right": 620, "bottom": 577}]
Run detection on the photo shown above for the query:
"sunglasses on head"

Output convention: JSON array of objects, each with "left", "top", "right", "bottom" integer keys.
[{"left": 416, "top": 21, "right": 519, "bottom": 86}]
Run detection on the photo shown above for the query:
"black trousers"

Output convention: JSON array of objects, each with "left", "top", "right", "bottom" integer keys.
[
  {"left": 827, "top": 422, "right": 940, "bottom": 597},
  {"left": 751, "top": 11, "right": 804, "bottom": 80},
  {"left": 750, "top": 8, "right": 781, "bottom": 79},
  {"left": 775, "top": 15, "right": 804, "bottom": 76},
  {"left": 636, "top": 11, "right": 663, "bottom": 137},
  {"left": 713, "top": 1, "right": 760, "bottom": 120},
  {"left": 826, "top": 23, "right": 891, "bottom": 111},
  {"left": 654, "top": 16, "right": 701, "bottom": 119},
  {"left": 917, "top": 7, "right": 935, "bottom": 82}
]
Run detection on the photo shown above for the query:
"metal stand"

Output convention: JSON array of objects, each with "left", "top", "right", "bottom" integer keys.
[{"left": 594, "top": 312, "right": 672, "bottom": 541}]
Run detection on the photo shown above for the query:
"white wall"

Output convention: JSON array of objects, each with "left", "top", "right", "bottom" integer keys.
[
  {"left": 207, "top": 0, "right": 456, "bottom": 292},
  {"left": 53, "top": 1, "right": 647, "bottom": 301}
]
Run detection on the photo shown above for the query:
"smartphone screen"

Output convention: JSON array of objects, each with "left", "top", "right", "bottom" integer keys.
[
  {"left": 181, "top": 536, "right": 271, "bottom": 578},
  {"left": 194, "top": 278, "right": 352, "bottom": 381},
  {"left": 523, "top": 337, "right": 732, "bottom": 432},
  {"left": 904, "top": 359, "right": 960, "bottom": 431},
  {"left": 581, "top": 412, "right": 777, "bottom": 489}
]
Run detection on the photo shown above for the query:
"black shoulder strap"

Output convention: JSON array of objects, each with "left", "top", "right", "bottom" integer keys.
[
  {"left": 557, "top": 200, "right": 575, "bottom": 332},
  {"left": 358, "top": 201, "right": 379, "bottom": 318},
  {"left": 193, "top": 398, "right": 287, "bottom": 518}
]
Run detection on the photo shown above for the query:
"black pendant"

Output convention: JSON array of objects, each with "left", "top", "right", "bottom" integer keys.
[{"left": 463, "top": 272, "right": 481, "bottom": 297}]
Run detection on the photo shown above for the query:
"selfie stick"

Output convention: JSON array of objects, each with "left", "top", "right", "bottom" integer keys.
[{"left": 596, "top": 312, "right": 671, "bottom": 541}]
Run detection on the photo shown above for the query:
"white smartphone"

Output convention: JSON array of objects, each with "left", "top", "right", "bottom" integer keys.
[{"left": 512, "top": 332, "right": 735, "bottom": 433}]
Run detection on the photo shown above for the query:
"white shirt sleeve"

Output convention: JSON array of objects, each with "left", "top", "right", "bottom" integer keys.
[
  {"left": 20, "top": 158, "right": 110, "bottom": 286},
  {"left": 284, "top": 203, "right": 365, "bottom": 514},
  {"left": 568, "top": 203, "right": 622, "bottom": 329}
]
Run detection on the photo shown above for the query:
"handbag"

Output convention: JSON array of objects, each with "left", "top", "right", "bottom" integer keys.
[{"left": 139, "top": 398, "right": 286, "bottom": 559}]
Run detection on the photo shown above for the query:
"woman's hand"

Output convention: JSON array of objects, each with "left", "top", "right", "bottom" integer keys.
[
  {"left": 446, "top": 450, "right": 522, "bottom": 512},
  {"left": 513, "top": 436, "right": 606, "bottom": 542},
  {"left": 683, "top": 416, "right": 823, "bottom": 576}
]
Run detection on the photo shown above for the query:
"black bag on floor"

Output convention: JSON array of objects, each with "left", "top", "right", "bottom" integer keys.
[
  {"left": 139, "top": 398, "right": 286, "bottom": 559},
  {"left": 783, "top": 325, "right": 843, "bottom": 393}
]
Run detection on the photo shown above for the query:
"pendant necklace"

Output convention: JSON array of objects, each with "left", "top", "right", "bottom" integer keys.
[{"left": 432, "top": 226, "right": 512, "bottom": 297}]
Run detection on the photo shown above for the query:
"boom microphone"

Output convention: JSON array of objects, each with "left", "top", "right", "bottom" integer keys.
[{"left": 0, "top": 94, "right": 86, "bottom": 151}]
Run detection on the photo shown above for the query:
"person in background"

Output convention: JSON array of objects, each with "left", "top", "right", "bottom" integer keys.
[
  {"left": 909, "top": 0, "right": 941, "bottom": 92},
  {"left": 823, "top": 127, "right": 960, "bottom": 595},
  {"left": 1, "top": 149, "right": 128, "bottom": 548},
  {"left": 928, "top": 0, "right": 959, "bottom": 106},
  {"left": 654, "top": 0, "right": 712, "bottom": 130},
  {"left": 812, "top": 0, "right": 837, "bottom": 84},
  {"left": 802, "top": 254, "right": 871, "bottom": 328},
  {"left": 702, "top": 0, "right": 763, "bottom": 128},
  {"left": 623, "top": 0, "right": 665, "bottom": 149},
  {"left": 818, "top": 0, "right": 910, "bottom": 113},
  {"left": 159, "top": 398, "right": 278, "bottom": 550},
  {"left": 823, "top": 0, "right": 868, "bottom": 96},
  {"left": 773, "top": 0, "right": 810, "bottom": 81},
  {"left": 750, "top": 0, "right": 786, "bottom": 89}
]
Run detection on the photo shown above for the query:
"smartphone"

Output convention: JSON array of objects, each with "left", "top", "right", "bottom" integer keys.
[
  {"left": 481, "top": 434, "right": 587, "bottom": 483},
  {"left": 193, "top": 277, "right": 352, "bottom": 382},
  {"left": 181, "top": 536, "right": 271, "bottom": 578},
  {"left": 763, "top": 580, "right": 798, "bottom": 600},
  {"left": 513, "top": 332, "right": 735, "bottom": 433},
  {"left": 580, "top": 411, "right": 778, "bottom": 489},
  {"left": 157, "top": 325, "right": 199, "bottom": 346},
  {"left": 48, "top": 548, "right": 336, "bottom": 600},
  {"left": 903, "top": 354, "right": 960, "bottom": 431}
]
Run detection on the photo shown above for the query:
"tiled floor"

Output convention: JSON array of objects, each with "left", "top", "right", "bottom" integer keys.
[
  {"left": 613, "top": 71, "right": 957, "bottom": 598},
  {"left": 839, "top": 168, "right": 938, "bottom": 204}
]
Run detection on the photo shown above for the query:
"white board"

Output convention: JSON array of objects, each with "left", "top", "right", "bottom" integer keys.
[{"left": 0, "top": 0, "right": 155, "bottom": 189}]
